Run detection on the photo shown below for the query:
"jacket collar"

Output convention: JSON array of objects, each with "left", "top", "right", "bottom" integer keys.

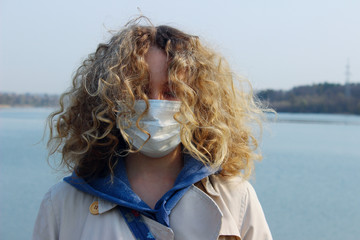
[
  {"left": 97, "top": 197, "right": 117, "bottom": 214},
  {"left": 64, "top": 154, "right": 214, "bottom": 226},
  {"left": 95, "top": 177, "right": 240, "bottom": 239}
]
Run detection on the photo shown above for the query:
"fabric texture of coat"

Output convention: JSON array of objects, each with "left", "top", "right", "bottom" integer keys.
[{"left": 32, "top": 174, "right": 272, "bottom": 240}]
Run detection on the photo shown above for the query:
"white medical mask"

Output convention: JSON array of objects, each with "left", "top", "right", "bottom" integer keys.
[{"left": 119, "top": 100, "right": 182, "bottom": 158}]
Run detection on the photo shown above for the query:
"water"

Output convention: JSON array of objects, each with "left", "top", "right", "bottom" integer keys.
[
  {"left": 1, "top": 108, "right": 359, "bottom": 240},
  {"left": 255, "top": 113, "right": 360, "bottom": 239},
  {"left": 0, "top": 108, "right": 59, "bottom": 240}
]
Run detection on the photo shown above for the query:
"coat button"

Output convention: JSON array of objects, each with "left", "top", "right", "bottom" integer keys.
[{"left": 89, "top": 201, "right": 99, "bottom": 215}]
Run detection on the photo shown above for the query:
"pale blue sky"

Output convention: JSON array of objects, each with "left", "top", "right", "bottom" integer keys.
[{"left": 1, "top": 0, "right": 359, "bottom": 94}]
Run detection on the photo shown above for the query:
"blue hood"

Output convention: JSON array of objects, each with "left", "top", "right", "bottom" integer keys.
[{"left": 64, "top": 154, "right": 215, "bottom": 226}]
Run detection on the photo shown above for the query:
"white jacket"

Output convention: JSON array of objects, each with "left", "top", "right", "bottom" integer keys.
[{"left": 32, "top": 174, "right": 272, "bottom": 240}]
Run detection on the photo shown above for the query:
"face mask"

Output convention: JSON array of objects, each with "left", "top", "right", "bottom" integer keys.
[{"left": 118, "top": 100, "right": 182, "bottom": 158}]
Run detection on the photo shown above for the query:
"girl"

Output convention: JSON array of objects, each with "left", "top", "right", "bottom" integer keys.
[{"left": 33, "top": 21, "right": 272, "bottom": 240}]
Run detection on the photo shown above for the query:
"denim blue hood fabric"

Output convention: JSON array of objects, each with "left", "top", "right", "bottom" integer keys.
[{"left": 64, "top": 154, "right": 214, "bottom": 227}]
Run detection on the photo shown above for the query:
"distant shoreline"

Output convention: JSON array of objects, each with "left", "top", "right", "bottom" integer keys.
[
  {"left": 0, "top": 104, "right": 11, "bottom": 108},
  {"left": 0, "top": 105, "right": 55, "bottom": 109},
  {"left": 257, "top": 82, "right": 360, "bottom": 115},
  {"left": 1, "top": 82, "right": 360, "bottom": 115},
  {"left": 0, "top": 104, "right": 43, "bottom": 108},
  {"left": 271, "top": 118, "right": 360, "bottom": 126}
]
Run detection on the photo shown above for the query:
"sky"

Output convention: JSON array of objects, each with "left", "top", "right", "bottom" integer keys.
[{"left": 1, "top": 0, "right": 359, "bottom": 94}]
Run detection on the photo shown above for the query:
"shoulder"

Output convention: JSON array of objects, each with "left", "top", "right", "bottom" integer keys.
[
  {"left": 33, "top": 181, "right": 97, "bottom": 240},
  {"left": 46, "top": 181, "right": 79, "bottom": 199},
  {"left": 206, "top": 174, "right": 264, "bottom": 218},
  {"left": 206, "top": 174, "right": 255, "bottom": 201},
  {"left": 208, "top": 174, "right": 263, "bottom": 220},
  {"left": 43, "top": 181, "right": 91, "bottom": 206},
  {"left": 36, "top": 181, "right": 96, "bottom": 226},
  {"left": 202, "top": 174, "right": 273, "bottom": 240}
]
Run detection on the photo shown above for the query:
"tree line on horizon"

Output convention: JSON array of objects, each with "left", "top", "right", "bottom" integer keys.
[
  {"left": 0, "top": 92, "right": 59, "bottom": 107},
  {"left": 1, "top": 82, "right": 359, "bottom": 115},
  {"left": 257, "top": 82, "right": 360, "bottom": 115}
]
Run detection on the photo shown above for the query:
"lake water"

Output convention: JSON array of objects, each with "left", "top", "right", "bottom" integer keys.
[{"left": 0, "top": 108, "right": 359, "bottom": 240}]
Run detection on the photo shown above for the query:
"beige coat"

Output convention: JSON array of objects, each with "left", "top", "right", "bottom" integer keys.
[{"left": 32, "top": 174, "right": 272, "bottom": 240}]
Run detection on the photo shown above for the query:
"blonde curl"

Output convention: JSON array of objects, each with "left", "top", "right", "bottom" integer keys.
[{"left": 47, "top": 20, "right": 268, "bottom": 179}]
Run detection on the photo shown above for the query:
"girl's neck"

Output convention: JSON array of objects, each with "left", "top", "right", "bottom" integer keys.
[
  {"left": 125, "top": 145, "right": 183, "bottom": 208},
  {"left": 125, "top": 145, "right": 183, "bottom": 177}
]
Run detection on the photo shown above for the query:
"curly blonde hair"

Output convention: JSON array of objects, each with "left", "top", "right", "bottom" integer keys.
[{"left": 48, "top": 21, "right": 266, "bottom": 179}]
